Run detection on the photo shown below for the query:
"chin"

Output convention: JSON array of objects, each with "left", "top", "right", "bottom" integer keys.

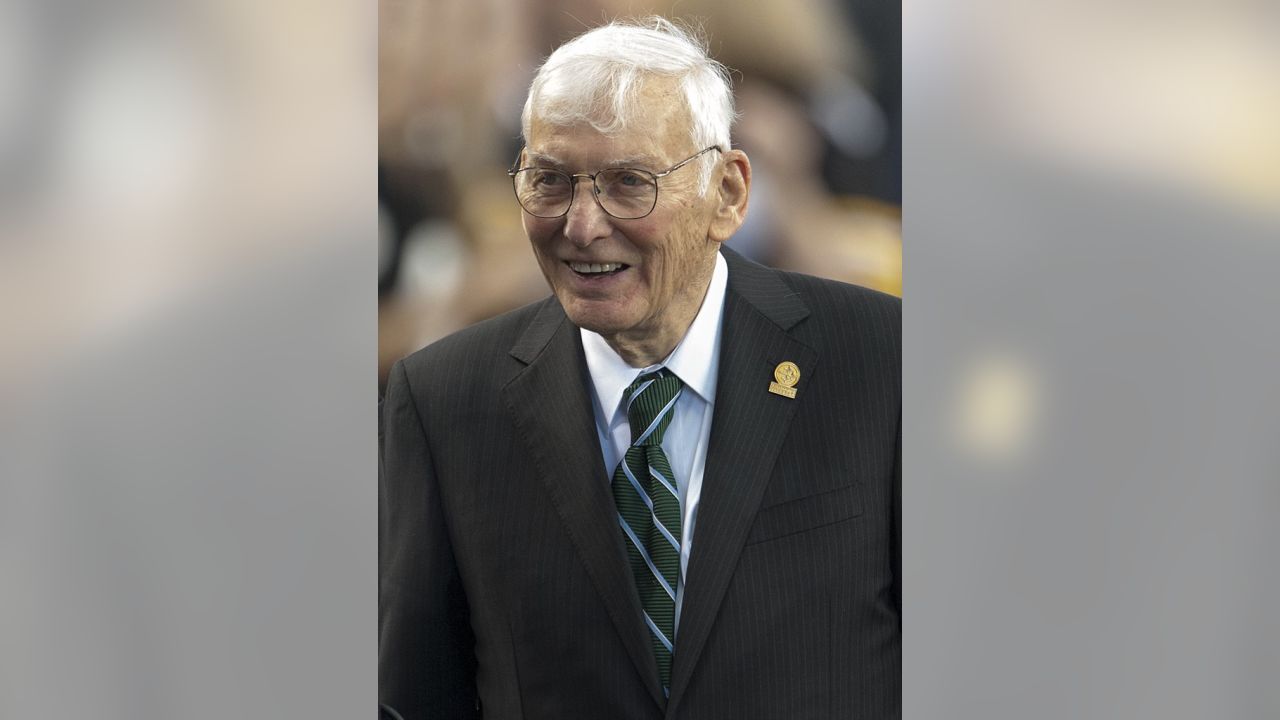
[
  {"left": 566, "top": 312, "right": 625, "bottom": 336},
  {"left": 562, "top": 299, "right": 635, "bottom": 336}
]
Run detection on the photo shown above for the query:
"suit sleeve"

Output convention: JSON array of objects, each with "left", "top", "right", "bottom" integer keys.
[
  {"left": 892, "top": 409, "right": 901, "bottom": 615},
  {"left": 380, "top": 359, "right": 479, "bottom": 719}
]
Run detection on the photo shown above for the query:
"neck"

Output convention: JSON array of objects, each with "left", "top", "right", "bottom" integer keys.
[
  {"left": 604, "top": 264, "right": 715, "bottom": 368},
  {"left": 603, "top": 325, "right": 690, "bottom": 368}
]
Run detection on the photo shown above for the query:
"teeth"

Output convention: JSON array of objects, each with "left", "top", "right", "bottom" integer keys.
[{"left": 569, "top": 262, "right": 623, "bottom": 274}]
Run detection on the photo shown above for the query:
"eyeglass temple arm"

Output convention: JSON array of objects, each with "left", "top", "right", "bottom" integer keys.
[
  {"left": 508, "top": 144, "right": 723, "bottom": 177},
  {"left": 652, "top": 145, "right": 723, "bottom": 179}
]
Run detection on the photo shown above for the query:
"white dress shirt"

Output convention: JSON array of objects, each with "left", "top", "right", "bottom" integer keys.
[{"left": 580, "top": 251, "right": 727, "bottom": 634}]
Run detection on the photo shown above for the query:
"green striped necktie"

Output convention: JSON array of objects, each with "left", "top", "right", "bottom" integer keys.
[{"left": 611, "top": 368, "right": 684, "bottom": 697}]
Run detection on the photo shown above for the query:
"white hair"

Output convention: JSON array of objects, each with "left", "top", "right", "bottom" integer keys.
[{"left": 520, "top": 17, "right": 736, "bottom": 191}]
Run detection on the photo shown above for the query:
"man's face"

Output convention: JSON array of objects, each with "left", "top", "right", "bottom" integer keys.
[{"left": 521, "top": 79, "right": 723, "bottom": 352}]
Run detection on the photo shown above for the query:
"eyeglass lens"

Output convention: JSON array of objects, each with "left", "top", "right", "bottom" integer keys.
[{"left": 512, "top": 168, "right": 658, "bottom": 219}]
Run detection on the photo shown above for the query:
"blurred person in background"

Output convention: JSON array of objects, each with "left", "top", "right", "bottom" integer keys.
[
  {"left": 380, "top": 17, "right": 899, "bottom": 719},
  {"left": 377, "top": 0, "right": 900, "bottom": 393}
]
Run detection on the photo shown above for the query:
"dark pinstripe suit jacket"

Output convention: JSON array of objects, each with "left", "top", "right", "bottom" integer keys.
[{"left": 380, "top": 248, "right": 900, "bottom": 719}]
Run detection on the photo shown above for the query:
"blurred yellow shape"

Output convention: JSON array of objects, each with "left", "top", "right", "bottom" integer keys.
[{"left": 952, "top": 351, "right": 1040, "bottom": 463}]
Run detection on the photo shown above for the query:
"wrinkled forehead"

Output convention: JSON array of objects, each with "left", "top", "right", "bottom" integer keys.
[
  {"left": 527, "top": 73, "right": 694, "bottom": 147},
  {"left": 523, "top": 141, "right": 668, "bottom": 171},
  {"left": 522, "top": 121, "right": 663, "bottom": 174}
]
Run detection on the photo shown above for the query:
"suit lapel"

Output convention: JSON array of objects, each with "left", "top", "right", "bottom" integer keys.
[
  {"left": 501, "top": 299, "right": 666, "bottom": 707},
  {"left": 667, "top": 250, "right": 817, "bottom": 711}
]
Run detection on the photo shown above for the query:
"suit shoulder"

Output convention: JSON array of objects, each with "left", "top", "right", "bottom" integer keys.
[
  {"left": 723, "top": 249, "right": 898, "bottom": 350},
  {"left": 775, "top": 268, "right": 899, "bottom": 333},
  {"left": 396, "top": 296, "right": 555, "bottom": 383},
  {"left": 784, "top": 268, "right": 897, "bottom": 311}
]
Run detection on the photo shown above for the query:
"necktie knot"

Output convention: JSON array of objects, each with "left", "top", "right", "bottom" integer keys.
[{"left": 624, "top": 369, "right": 684, "bottom": 447}]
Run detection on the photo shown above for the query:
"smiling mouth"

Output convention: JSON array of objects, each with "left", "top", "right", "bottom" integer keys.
[{"left": 566, "top": 261, "right": 630, "bottom": 277}]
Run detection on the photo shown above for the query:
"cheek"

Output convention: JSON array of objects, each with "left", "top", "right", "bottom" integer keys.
[{"left": 524, "top": 221, "right": 558, "bottom": 254}]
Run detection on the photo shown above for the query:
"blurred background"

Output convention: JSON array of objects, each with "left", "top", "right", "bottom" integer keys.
[
  {"left": 1, "top": 0, "right": 375, "bottom": 717},
  {"left": 377, "top": 0, "right": 903, "bottom": 390},
  {"left": 904, "top": 1, "right": 1280, "bottom": 717}
]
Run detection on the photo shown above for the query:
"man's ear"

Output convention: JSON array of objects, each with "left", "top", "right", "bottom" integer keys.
[{"left": 708, "top": 149, "right": 751, "bottom": 244}]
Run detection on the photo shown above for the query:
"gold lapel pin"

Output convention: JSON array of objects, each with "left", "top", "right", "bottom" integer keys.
[{"left": 768, "top": 361, "right": 800, "bottom": 399}]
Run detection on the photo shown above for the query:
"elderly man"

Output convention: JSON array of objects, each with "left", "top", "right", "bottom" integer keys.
[{"left": 380, "top": 18, "right": 899, "bottom": 720}]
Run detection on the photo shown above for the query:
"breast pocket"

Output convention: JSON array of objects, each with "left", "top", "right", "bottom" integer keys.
[{"left": 744, "top": 483, "right": 865, "bottom": 546}]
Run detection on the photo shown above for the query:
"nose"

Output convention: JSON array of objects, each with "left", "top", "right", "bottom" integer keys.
[{"left": 562, "top": 176, "right": 612, "bottom": 248}]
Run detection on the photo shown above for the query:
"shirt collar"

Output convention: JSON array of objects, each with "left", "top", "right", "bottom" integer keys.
[{"left": 581, "top": 250, "right": 728, "bottom": 423}]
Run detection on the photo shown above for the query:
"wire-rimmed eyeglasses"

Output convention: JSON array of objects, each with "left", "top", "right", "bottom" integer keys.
[{"left": 508, "top": 146, "right": 722, "bottom": 220}]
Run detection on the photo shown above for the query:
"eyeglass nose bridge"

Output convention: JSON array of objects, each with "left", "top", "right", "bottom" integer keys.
[
  {"left": 548, "top": 171, "right": 612, "bottom": 220},
  {"left": 566, "top": 171, "right": 603, "bottom": 199}
]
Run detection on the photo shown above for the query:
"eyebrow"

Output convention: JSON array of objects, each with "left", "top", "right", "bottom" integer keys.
[
  {"left": 523, "top": 152, "right": 664, "bottom": 170},
  {"left": 604, "top": 154, "right": 663, "bottom": 168},
  {"left": 524, "top": 152, "right": 566, "bottom": 169}
]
